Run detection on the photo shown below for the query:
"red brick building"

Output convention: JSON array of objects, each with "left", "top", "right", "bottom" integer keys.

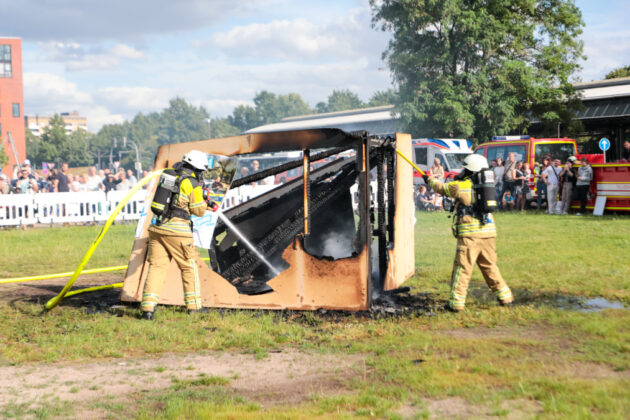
[{"left": 0, "top": 37, "right": 25, "bottom": 176}]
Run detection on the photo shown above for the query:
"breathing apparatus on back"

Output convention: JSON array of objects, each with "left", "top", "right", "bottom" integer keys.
[
  {"left": 150, "top": 150, "right": 211, "bottom": 225},
  {"left": 456, "top": 154, "right": 497, "bottom": 223}
]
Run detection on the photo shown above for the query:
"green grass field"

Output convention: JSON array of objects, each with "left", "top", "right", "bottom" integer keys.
[{"left": 0, "top": 212, "right": 628, "bottom": 419}]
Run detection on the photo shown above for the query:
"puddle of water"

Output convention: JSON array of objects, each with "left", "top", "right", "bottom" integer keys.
[
  {"left": 581, "top": 297, "right": 626, "bottom": 312},
  {"left": 465, "top": 284, "right": 627, "bottom": 312}
]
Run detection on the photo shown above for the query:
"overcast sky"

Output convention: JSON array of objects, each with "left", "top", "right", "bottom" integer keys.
[{"left": 2, "top": 0, "right": 628, "bottom": 132}]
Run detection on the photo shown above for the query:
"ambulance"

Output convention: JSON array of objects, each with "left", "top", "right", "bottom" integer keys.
[{"left": 412, "top": 138, "right": 473, "bottom": 184}]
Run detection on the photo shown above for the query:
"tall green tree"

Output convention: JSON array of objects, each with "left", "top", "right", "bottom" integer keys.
[
  {"left": 605, "top": 65, "right": 630, "bottom": 79},
  {"left": 371, "top": 0, "right": 585, "bottom": 141},
  {"left": 318, "top": 89, "right": 365, "bottom": 113},
  {"left": 208, "top": 117, "right": 240, "bottom": 138},
  {"left": 368, "top": 89, "right": 397, "bottom": 107},
  {"left": 157, "top": 97, "right": 210, "bottom": 145},
  {"left": 228, "top": 91, "right": 312, "bottom": 132},
  {"left": 0, "top": 137, "right": 9, "bottom": 169}
]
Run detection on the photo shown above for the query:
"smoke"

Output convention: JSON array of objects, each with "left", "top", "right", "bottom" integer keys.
[{"left": 320, "top": 231, "right": 354, "bottom": 259}]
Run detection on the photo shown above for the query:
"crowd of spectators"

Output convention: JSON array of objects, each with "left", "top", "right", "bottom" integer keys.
[
  {"left": 0, "top": 160, "right": 147, "bottom": 196},
  {"left": 415, "top": 151, "right": 595, "bottom": 215}
]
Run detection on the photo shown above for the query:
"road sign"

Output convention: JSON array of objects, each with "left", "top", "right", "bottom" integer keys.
[{"left": 599, "top": 137, "right": 610, "bottom": 152}]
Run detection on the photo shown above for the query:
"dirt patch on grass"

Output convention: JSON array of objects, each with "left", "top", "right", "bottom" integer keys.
[
  {"left": 555, "top": 362, "right": 630, "bottom": 380},
  {"left": 0, "top": 275, "right": 123, "bottom": 305},
  {"left": 397, "top": 397, "right": 543, "bottom": 419},
  {"left": 0, "top": 349, "right": 363, "bottom": 415},
  {"left": 440, "top": 325, "right": 549, "bottom": 341}
]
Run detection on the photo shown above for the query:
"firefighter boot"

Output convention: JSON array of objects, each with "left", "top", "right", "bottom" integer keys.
[
  {"left": 141, "top": 311, "right": 155, "bottom": 321},
  {"left": 187, "top": 307, "right": 210, "bottom": 315}
]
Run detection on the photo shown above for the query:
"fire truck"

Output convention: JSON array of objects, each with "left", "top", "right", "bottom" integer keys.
[{"left": 474, "top": 136, "right": 630, "bottom": 212}]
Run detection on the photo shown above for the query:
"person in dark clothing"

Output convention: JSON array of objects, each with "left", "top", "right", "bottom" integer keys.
[
  {"left": 102, "top": 173, "right": 121, "bottom": 192},
  {"left": 54, "top": 162, "right": 70, "bottom": 192},
  {"left": 623, "top": 140, "right": 630, "bottom": 161}
]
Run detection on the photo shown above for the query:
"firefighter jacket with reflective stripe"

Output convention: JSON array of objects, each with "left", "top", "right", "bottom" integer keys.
[
  {"left": 149, "top": 173, "right": 208, "bottom": 237},
  {"left": 427, "top": 176, "right": 497, "bottom": 238}
]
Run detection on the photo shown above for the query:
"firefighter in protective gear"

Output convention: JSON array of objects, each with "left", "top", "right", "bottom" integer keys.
[
  {"left": 141, "top": 150, "right": 214, "bottom": 320},
  {"left": 423, "top": 154, "right": 514, "bottom": 312}
]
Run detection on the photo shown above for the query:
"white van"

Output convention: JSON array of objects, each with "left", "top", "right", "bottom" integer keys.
[{"left": 412, "top": 138, "right": 473, "bottom": 184}]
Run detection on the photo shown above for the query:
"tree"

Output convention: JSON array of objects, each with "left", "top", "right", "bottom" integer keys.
[
  {"left": 28, "top": 114, "right": 65, "bottom": 165},
  {"left": 0, "top": 137, "right": 9, "bottom": 169},
  {"left": 368, "top": 89, "right": 397, "bottom": 107},
  {"left": 208, "top": 117, "right": 240, "bottom": 138},
  {"left": 371, "top": 0, "right": 585, "bottom": 141},
  {"left": 228, "top": 91, "right": 312, "bottom": 132},
  {"left": 318, "top": 89, "right": 365, "bottom": 113},
  {"left": 605, "top": 66, "right": 630, "bottom": 80},
  {"left": 157, "top": 97, "right": 210, "bottom": 146}
]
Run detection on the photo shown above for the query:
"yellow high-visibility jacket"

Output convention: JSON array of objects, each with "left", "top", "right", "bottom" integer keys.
[
  {"left": 150, "top": 172, "right": 208, "bottom": 237},
  {"left": 427, "top": 176, "right": 497, "bottom": 238}
]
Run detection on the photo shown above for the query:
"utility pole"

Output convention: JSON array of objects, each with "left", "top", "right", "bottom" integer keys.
[{"left": 124, "top": 137, "right": 143, "bottom": 179}]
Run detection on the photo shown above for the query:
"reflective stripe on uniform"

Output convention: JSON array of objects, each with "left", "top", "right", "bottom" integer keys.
[
  {"left": 495, "top": 286, "right": 513, "bottom": 301},
  {"left": 450, "top": 266, "right": 465, "bottom": 309}
]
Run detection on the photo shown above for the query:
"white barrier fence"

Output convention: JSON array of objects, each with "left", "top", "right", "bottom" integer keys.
[
  {"left": 0, "top": 185, "right": 283, "bottom": 227},
  {"left": 0, "top": 190, "right": 151, "bottom": 227},
  {"left": 0, "top": 181, "right": 377, "bottom": 227}
]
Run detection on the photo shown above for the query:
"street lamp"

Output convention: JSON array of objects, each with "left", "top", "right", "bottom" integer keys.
[{"left": 123, "top": 137, "right": 143, "bottom": 179}]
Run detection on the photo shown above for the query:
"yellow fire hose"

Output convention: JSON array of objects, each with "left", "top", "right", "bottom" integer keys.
[
  {"left": 44, "top": 169, "right": 164, "bottom": 311},
  {"left": 0, "top": 265, "right": 128, "bottom": 285},
  {"left": 396, "top": 149, "right": 427, "bottom": 176}
]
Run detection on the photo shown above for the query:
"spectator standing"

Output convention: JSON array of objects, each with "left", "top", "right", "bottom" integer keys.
[
  {"left": 46, "top": 170, "right": 57, "bottom": 192},
  {"left": 103, "top": 173, "right": 121, "bottom": 192},
  {"left": 513, "top": 162, "right": 526, "bottom": 211},
  {"left": 493, "top": 157, "right": 505, "bottom": 209},
  {"left": 535, "top": 157, "right": 551, "bottom": 211},
  {"left": 575, "top": 157, "right": 593, "bottom": 215},
  {"left": 542, "top": 159, "right": 562, "bottom": 214},
  {"left": 501, "top": 152, "right": 517, "bottom": 199},
  {"left": 429, "top": 158, "right": 445, "bottom": 181},
  {"left": 115, "top": 171, "right": 132, "bottom": 191},
  {"left": 517, "top": 162, "right": 531, "bottom": 211},
  {"left": 16, "top": 167, "right": 39, "bottom": 194},
  {"left": 0, "top": 174, "right": 10, "bottom": 194},
  {"left": 86, "top": 166, "right": 102, "bottom": 191},
  {"left": 559, "top": 157, "right": 577, "bottom": 215},
  {"left": 54, "top": 162, "right": 70, "bottom": 192},
  {"left": 127, "top": 169, "right": 138, "bottom": 185},
  {"left": 623, "top": 140, "right": 630, "bottom": 161}
]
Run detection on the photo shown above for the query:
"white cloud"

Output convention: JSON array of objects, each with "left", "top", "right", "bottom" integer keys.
[
  {"left": 24, "top": 73, "right": 132, "bottom": 130},
  {"left": 3, "top": 0, "right": 269, "bottom": 42},
  {"left": 93, "top": 86, "right": 173, "bottom": 114},
  {"left": 40, "top": 42, "right": 145, "bottom": 71},
  {"left": 579, "top": 28, "right": 630, "bottom": 81},
  {"left": 202, "top": 7, "right": 388, "bottom": 61}
]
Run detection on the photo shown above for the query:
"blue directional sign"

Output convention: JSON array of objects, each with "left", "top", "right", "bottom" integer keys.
[{"left": 599, "top": 137, "right": 610, "bottom": 152}]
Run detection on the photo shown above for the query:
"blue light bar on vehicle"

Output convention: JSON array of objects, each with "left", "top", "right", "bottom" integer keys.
[{"left": 492, "top": 135, "right": 530, "bottom": 141}]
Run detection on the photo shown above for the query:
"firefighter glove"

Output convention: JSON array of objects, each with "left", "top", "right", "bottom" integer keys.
[{"left": 422, "top": 174, "right": 430, "bottom": 184}]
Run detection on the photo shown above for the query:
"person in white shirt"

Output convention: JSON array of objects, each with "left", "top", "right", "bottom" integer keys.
[
  {"left": 542, "top": 159, "right": 562, "bottom": 214},
  {"left": 86, "top": 166, "right": 102, "bottom": 191}
]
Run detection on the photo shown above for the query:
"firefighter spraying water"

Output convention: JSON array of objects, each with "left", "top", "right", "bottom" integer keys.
[{"left": 422, "top": 154, "right": 514, "bottom": 312}]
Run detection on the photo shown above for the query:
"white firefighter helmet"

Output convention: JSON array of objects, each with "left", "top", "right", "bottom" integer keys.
[
  {"left": 182, "top": 150, "right": 208, "bottom": 170},
  {"left": 463, "top": 154, "right": 489, "bottom": 172}
]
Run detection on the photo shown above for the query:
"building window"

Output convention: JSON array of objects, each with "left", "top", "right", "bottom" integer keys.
[
  {"left": 12, "top": 103, "right": 20, "bottom": 118},
  {"left": 0, "top": 45, "right": 11, "bottom": 78}
]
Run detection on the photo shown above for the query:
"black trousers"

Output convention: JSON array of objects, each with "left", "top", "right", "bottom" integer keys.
[{"left": 576, "top": 185, "right": 589, "bottom": 213}]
